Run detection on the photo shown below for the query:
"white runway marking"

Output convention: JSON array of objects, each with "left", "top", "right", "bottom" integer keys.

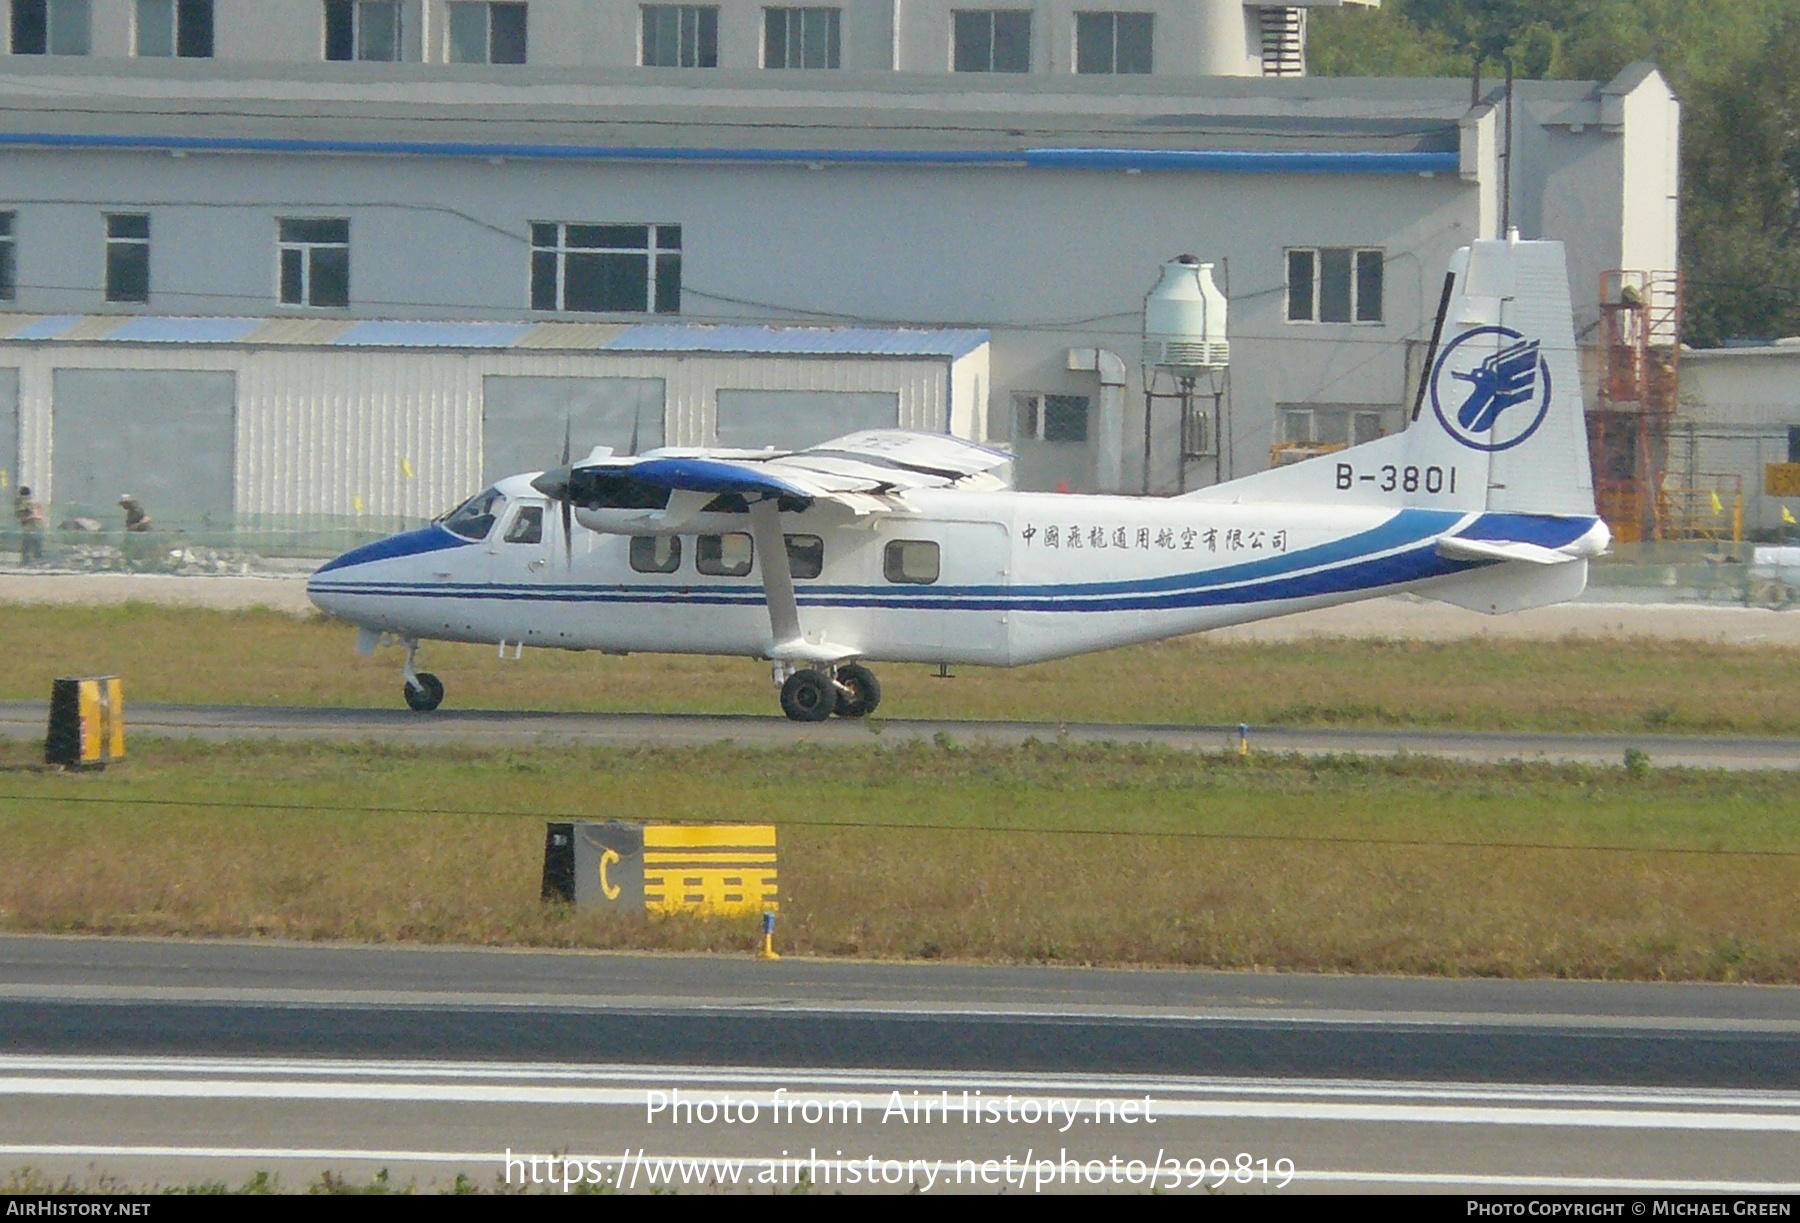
[{"left": 3, "top": 1058, "right": 1800, "bottom": 1132}]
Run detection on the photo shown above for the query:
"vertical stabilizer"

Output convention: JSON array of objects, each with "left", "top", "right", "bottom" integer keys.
[
  {"left": 1415, "top": 236, "right": 1594, "bottom": 516},
  {"left": 1184, "top": 237, "right": 1595, "bottom": 518}
]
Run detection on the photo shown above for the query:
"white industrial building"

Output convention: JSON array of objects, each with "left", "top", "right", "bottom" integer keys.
[
  {"left": 0, "top": 20, "right": 1680, "bottom": 528},
  {"left": 1678, "top": 343, "right": 1800, "bottom": 538}
]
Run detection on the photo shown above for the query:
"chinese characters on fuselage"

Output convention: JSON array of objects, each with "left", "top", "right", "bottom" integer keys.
[{"left": 1018, "top": 524, "right": 1288, "bottom": 554}]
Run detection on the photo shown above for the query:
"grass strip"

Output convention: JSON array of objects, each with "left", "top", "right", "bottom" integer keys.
[
  {"left": 2, "top": 738, "right": 1796, "bottom": 982},
  {"left": 6, "top": 602, "right": 1800, "bottom": 734}
]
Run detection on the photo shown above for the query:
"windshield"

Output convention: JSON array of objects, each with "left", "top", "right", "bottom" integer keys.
[{"left": 441, "top": 487, "right": 506, "bottom": 540}]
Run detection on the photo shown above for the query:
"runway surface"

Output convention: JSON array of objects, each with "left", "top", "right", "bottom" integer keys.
[
  {"left": 5, "top": 701, "right": 1799, "bottom": 769},
  {"left": 4, "top": 937, "right": 1800, "bottom": 1193}
]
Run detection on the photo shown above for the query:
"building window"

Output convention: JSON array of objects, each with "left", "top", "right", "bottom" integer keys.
[
  {"left": 104, "top": 214, "right": 149, "bottom": 304},
  {"left": 629, "top": 535, "right": 682, "bottom": 573},
  {"left": 11, "top": 0, "right": 90, "bottom": 55},
  {"left": 883, "top": 539, "right": 939, "bottom": 584},
  {"left": 641, "top": 5, "right": 716, "bottom": 67},
  {"left": 0, "top": 213, "right": 14, "bottom": 303},
  {"left": 1074, "top": 11, "right": 1150, "bottom": 74},
  {"left": 696, "top": 532, "right": 753, "bottom": 577},
  {"left": 278, "top": 218, "right": 350, "bottom": 308},
  {"left": 1789, "top": 426, "right": 1800, "bottom": 465},
  {"left": 763, "top": 7, "right": 838, "bottom": 69},
  {"left": 953, "top": 10, "right": 1029, "bottom": 73},
  {"left": 447, "top": 1, "right": 526, "bottom": 64},
  {"left": 324, "top": 0, "right": 401, "bottom": 61},
  {"left": 1286, "top": 248, "right": 1384, "bottom": 323},
  {"left": 1014, "top": 393, "right": 1090, "bottom": 443},
  {"left": 530, "top": 223, "right": 680, "bottom": 314},
  {"left": 136, "top": 0, "right": 212, "bottom": 57}
]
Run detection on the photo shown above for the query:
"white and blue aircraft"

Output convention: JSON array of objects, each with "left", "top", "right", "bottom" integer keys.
[{"left": 308, "top": 237, "right": 1609, "bottom": 721}]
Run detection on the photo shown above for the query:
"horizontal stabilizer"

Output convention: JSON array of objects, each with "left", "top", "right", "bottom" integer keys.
[{"left": 1435, "top": 536, "right": 1576, "bottom": 566}]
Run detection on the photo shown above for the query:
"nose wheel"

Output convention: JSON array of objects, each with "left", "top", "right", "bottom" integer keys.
[
  {"left": 778, "top": 663, "right": 881, "bottom": 722},
  {"left": 404, "top": 672, "right": 445, "bottom": 712},
  {"left": 400, "top": 639, "right": 445, "bottom": 712}
]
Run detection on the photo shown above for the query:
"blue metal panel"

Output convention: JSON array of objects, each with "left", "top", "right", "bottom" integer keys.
[
  {"left": 1022, "top": 149, "right": 1464, "bottom": 175},
  {"left": 7, "top": 315, "right": 85, "bottom": 340},
  {"left": 332, "top": 321, "right": 535, "bottom": 348},
  {"left": 0, "top": 131, "right": 1461, "bottom": 177},
  {"left": 608, "top": 325, "right": 990, "bottom": 358},
  {"left": 102, "top": 317, "right": 263, "bottom": 343}
]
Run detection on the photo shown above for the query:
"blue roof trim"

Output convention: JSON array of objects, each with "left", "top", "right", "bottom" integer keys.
[
  {"left": 608, "top": 324, "right": 990, "bottom": 358},
  {"left": 103, "top": 316, "right": 263, "bottom": 343},
  {"left": 7, "top": 315, "right": 84, "bottom": 340},
  {"left": 333, "top": 320, "right": 536, "bottom": 347},
  {"left": 1024, "top": 149, "right": 1462, "bottom": 175},
  {"left": 312, "top": 524, "right": 473, "bottom": 575},
  {"left": 0, "top": 131, "right": 1460, "bottom": 175}
]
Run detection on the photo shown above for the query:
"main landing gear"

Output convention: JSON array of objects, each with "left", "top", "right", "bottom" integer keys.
[
  {"left": 400, "top": 639, "right": 445, "bottom": 712},
  {"left": 778, "top": 662, "right": 882, "bottom": 723}
]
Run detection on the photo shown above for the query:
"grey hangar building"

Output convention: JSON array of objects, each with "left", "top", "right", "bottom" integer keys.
[{"left": 0, "top": 13, "right": 1679, "bottom": 531}]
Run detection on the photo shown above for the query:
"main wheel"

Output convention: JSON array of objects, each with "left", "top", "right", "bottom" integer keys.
[
  {"left": 833, "top": 663, "right": 882, "bottom": 718},
  {"left": 779, "top": 669, "right": 836, "bottom": 722},
  {"left": 404, "top": 672, "right": 445, "bottom": 712}
]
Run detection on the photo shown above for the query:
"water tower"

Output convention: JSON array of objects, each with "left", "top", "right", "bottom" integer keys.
[{"left": 1142, "top": 255, "right": 1231, "bottom": 493}]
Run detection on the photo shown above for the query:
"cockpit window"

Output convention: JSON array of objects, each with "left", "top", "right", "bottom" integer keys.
[
  {"left": 504, "top": 505, "right": 544, "bottom": 545},
  {"left": 442, "top": 487, "right": 505, "bottom": 540}
]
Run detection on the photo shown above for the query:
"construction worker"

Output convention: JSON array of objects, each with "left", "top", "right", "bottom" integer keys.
[
  {"left": 14, "top": 485, "right": 45, "bottom": 564},
  {"left": 118, "top": 494, "right": 154, "bottom": 569}
]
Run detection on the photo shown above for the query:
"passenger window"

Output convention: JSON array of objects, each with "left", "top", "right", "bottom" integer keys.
[
  {"left": 630, "top": 534, "right": 682, "bottom": 574},
  {"left": 441, "top": 487, "right": 505, "bottom": 540},
  {"left": 785, "top": 534, "right": 824, "bottom": 580},
  {"left": 503, "top": 505, "right": 544, "bottom": 544},
  {"left": 696, "top": 532, "right": 754, "bottom": 577},
  {"left": 884, "top": 539, "right": 940, "bottom": 584}
]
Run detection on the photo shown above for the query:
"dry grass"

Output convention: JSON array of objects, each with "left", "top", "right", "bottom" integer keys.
[
  {"left": 5, "top": 602, "right": 1800, "bottom": 733},
  {"left": 2, "top": 738, "right": 1795, "bottom": 982}
]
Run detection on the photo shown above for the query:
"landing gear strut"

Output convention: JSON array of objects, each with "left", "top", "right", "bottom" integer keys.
[
  {"left": 401, "top": 639, "right": 445, "bottom": 712},
  {"left": 776, "top": 662, "right": 882, "bottom": 722}
]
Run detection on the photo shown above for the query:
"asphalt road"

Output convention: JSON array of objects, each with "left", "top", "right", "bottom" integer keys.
[
  {"left": 5, "top": 701, "right": 1800, "bottom": 769},
  {"left": 3, "top": 937, "right": 1800, "bottom": 1193}
]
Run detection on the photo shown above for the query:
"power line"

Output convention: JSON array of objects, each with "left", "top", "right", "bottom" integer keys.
[{"left": 3, "top": 789, "right": 1794, "bottom": 859}]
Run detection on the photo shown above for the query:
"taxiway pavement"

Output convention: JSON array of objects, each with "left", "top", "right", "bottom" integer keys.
[{"left": 4, "top": 700, "right": 1798, "bottom": 769}]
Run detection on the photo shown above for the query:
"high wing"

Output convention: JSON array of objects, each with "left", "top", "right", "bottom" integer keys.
[
  {"left": 530, "top": 430, "right": 1014, "bottom": 668},
  {"left": 543, "top": 429, "right": 1014, "bottom": 529}
]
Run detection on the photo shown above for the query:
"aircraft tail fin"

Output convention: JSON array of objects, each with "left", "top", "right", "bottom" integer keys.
[{"left": 1183, "top": 236, "right": 1595, "bottom": 518}]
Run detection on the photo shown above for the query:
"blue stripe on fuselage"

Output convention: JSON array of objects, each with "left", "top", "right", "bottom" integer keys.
[{"left": 313, "top": 525, "right": 474, "bottom": 576}]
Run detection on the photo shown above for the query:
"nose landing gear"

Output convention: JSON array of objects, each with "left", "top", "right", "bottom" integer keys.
[
  {"left": 400, "top": 639, "right": 445, "bottom": 712},
  {"left": 777, "top": 662, "right": 882, "bottom": 722}
]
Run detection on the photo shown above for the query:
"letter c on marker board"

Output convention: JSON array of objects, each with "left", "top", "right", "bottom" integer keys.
[{"left": 599, "top": 848, "right": 621, "bottom": 900}]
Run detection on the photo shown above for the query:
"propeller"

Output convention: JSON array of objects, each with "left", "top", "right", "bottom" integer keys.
[
  {"left": 559, "top": 415, "right": 574, "bottom": 568},
  {"left": 627, "top": 407, "right": 640, "bottom": 458}
]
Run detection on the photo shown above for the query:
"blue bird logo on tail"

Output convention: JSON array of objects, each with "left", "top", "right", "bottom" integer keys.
[
  {"left": 1429, "top": 325, "right": 1554, "bottom": 453},
  {"left": 1451, "top": 338, "right": 1541, "bottom": 433}
]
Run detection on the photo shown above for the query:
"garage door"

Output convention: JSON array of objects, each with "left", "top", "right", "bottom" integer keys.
[
  {"left": 483, "top": 376, "right": 666, "bottom": 484},
  {"left": 0, "top": 367, "right": 16, "bottom": 494},
  {"left": 51, "top": 369, "right": 236, "bottom": 522},
  {"left": 714, "top": 390, "right": 899, "bottom": 451}
]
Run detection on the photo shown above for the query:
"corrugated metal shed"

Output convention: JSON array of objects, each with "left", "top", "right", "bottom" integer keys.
[{"left": 0, "top": 314, "right": 991, "bottom": 519}]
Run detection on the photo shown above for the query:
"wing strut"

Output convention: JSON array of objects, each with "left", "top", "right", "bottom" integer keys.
[{"left": 747, "top": 497, "right": 802, "bottom": 650}]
